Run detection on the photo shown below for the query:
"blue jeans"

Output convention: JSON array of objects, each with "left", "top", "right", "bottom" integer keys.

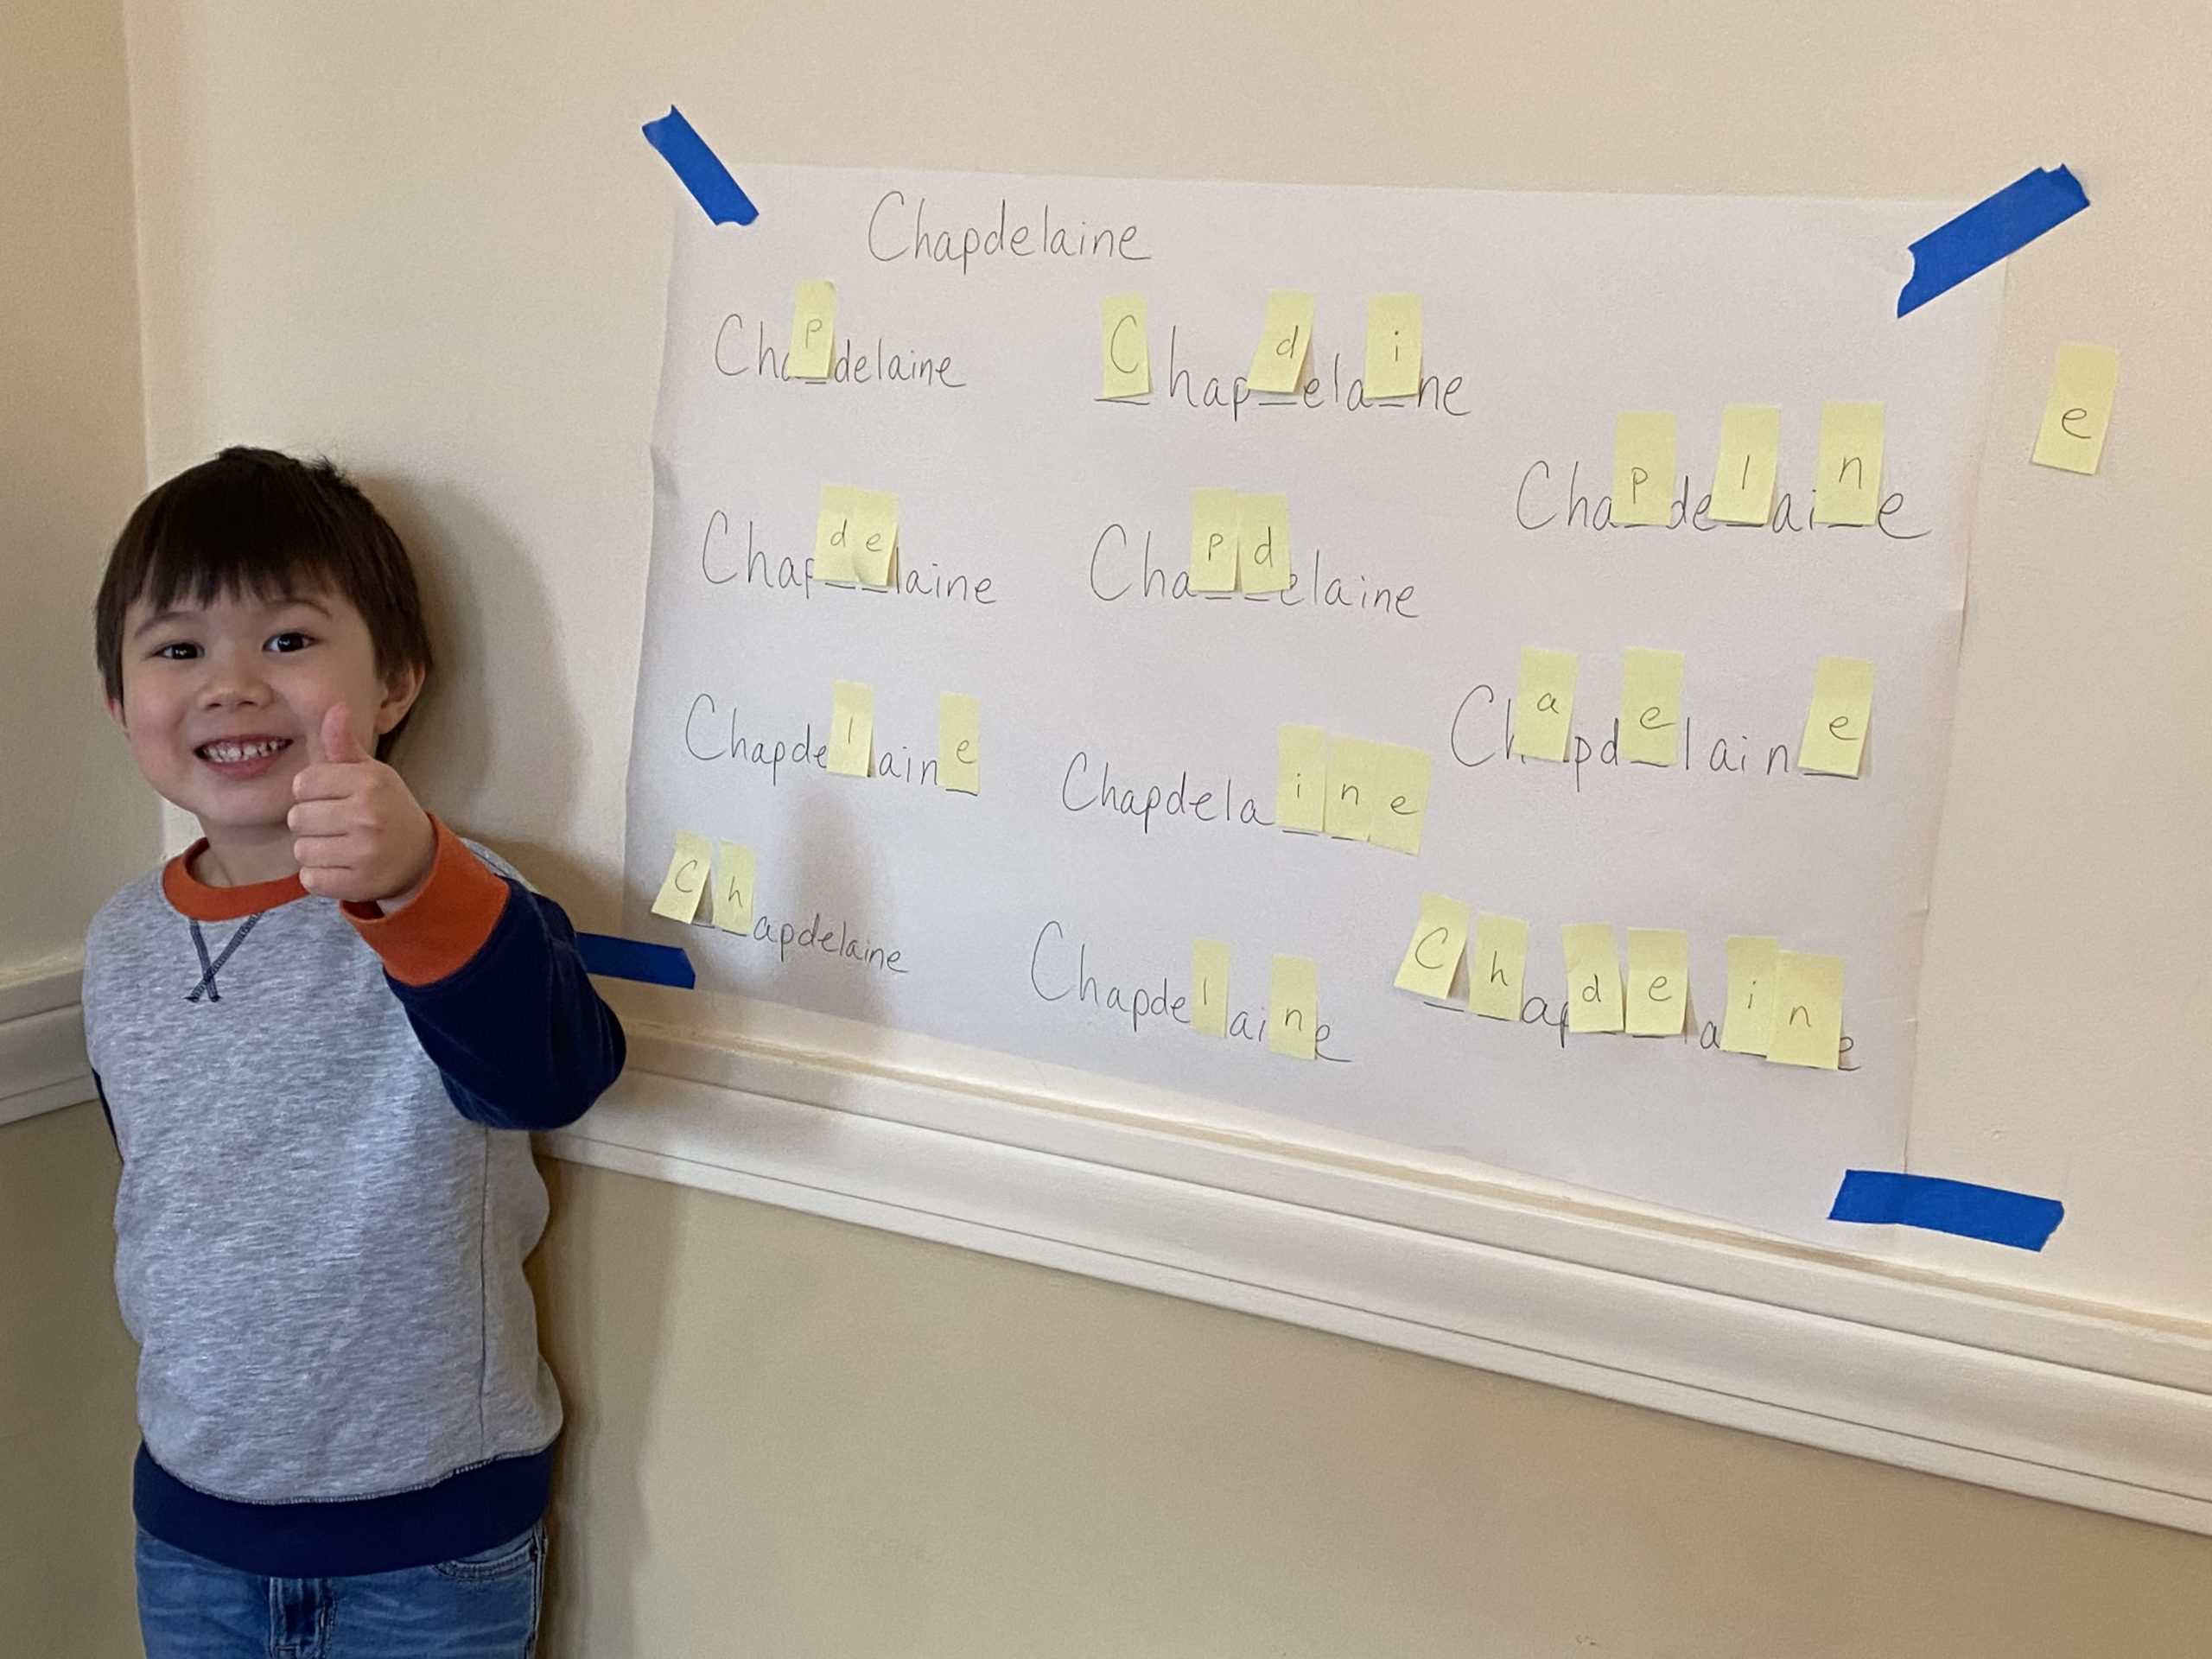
[{"left": 136, "top": 1522, "right": 544, "bottom": 1659}]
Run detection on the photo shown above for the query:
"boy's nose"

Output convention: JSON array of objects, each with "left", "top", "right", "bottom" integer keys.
[{"left": 196, "top": 654, "right": 272, "bottom": 708}]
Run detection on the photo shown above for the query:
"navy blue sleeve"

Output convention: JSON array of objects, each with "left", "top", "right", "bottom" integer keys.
[{"left": 385, "top": 879, "right": 627, "bottom": 1131}]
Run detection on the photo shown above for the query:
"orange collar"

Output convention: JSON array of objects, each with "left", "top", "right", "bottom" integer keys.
[{"left": 162, "top": 841, "right": 309, "bottom": 922}]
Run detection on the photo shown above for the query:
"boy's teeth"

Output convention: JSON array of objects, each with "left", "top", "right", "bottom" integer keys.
[{"left": 203, "top": 738, "right": 285, "bottom": 763}]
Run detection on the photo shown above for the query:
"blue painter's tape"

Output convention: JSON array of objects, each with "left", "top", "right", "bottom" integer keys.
[
  {"left": 1828, "top": 1170, "right": 2063, "bottom": 1251},
  {"left": 1897, "top": 165, "right": 2088, "bottom": 317},
  {"left": 575, "top": 931, "right": 696, "bottom": 989},
  {"left": 641, "top": 105, "right": 758, "bottom": 226}
]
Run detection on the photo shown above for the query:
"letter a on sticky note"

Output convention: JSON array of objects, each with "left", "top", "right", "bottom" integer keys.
[
  {"left": 1618, "top": 648, "right": 1684, "bottom": 767},
  {"left": 1237, "top": 493, "right": 1291, "bottom": 594},
  {"left": 1191, "top": 938, "right": 1231, "bottom": 1038},
  {"left": 1798, "top": 656, "right": 1875, "bottom": 778},
  {"left": 788, "top": 281, "right": 836, "bottom": 380},
  {"left": 828, "top": 681, "right": 874, "bottom": 777},
  {"left": 1813, "top": 401, "right": 1885, "bottom": 525},
  {"left": 1247, "top": 291, "right": 1313, "bottom": 393},
  {"left": 849, "top": 487, "right": 899, "bottom": 588},
  {"left": 1324, "top": 735, "right": 1381, "bottom": 842},
  {"left": 1711, "top": 404, "right": 1782, "bottom": 524},
  {"left": 1561, "top": 923, "right": 1624, "bottom": 1033},
  {"left": 651, "top": 829, "right": 713, "bottom": 923},
  {"left": 1099, "top": 294, "right": 1149, "bottom": 399},
  {"left": 1268, "top": 954, "right": 1319, "bottom": 1059},
  {"left": 1369, "top": 744, "right": 1433, "bottom": 855},
  {"left": 2032, "top": 341, "right": 2120, "bottom": 474},
  {"left": 1512, "top": 648, "right": 1578, "bottom": 762},
  {"left": 1767, "top": 950, "right": 1845, "bottom": 1070},
  {"left": 1625, "top": 928, "right": 1690, "bottom": 1037},
  {"left": 1719, "top": 935, "right": 1779, "bottom": 1055},
  {"left": 1363, "top": 294, "right": 1422, "bottom": 399},
  {"left": 1468, "top": 913, "right": 1529, "bottom": 1020},
  {"left": 1394, "top": 893, "right": 1469, "bottom": 999},
  {"left": 1611, "top": 412, "right": 1677, "bottom": 527},
  {"left": 1189, "top": 488, "right": 1239, "bottom": 593},
  {"left": 711, "top": 841, "right": 756, "bottom": 933},
  {"left": 814, "top": 484, "right": 860, "bottom": 583},
  {"left": 1275, "top": 724, "right": 1327, "bottom": 832},
  {"left": 938, "top": 692, "right": 981, "bottom": 794}
]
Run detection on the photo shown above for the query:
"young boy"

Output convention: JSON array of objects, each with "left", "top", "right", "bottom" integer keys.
[{"left": 82, "top": 447, "right": 626, "bottom": 1657}]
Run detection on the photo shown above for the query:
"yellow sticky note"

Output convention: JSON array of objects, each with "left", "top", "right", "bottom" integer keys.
[
  {"left": 1189, "top": 488, "right": 1240, "bottom": 594},
  {"left": 1268, "top": 955, "right": 1319, "bottom": 1059},
  {"left": 1625, "top": 928, "right": 1690, "bottom": 1037},
  {"left": 1618, "top": 647, "right": 1684, "bottom": 767},
  {"left": 1711, "top": 404, "right": 1782, "bottom": 525},
  {"left": 1363, "top": 294, "right": 1422, "bottom": 399},
  {"left": 938, "top": 693, "right": 981, "bottom": 794},
  {"left": 788, "top": 280, "right": 836, "bottom": 380},
  {"left": 711, "top": 841, "right": 756, "bottom": 934},
  {"left": 1512, "top": 648, "right": 1579, "bottom": 762},
  {"left": 1247, "top": 291, "right": 1314, "bottom": 393},
  {"left": 1099, "top": 294, "right": 1149, "bottom": 399},
  {"left": 1237, "top": 492, "right": 1291, "bottom": 594},
  {"left": 827, "top": 681, "right": 874, "bottom": 778},
  {"left": 1767, "top": 950, "right": 1845, "bottom": 1070},
  {"left": 1719, "top": 935, "right": 1780, "bottom": 1056},
  {"left": 2032, "top": 342, "right": 2120, "bottom": 474},
  {"left": 1369, "top": 743, "right": 1433, "bottom": 855},
  {"left": 1611, "top": 411, "right": 1677, "bottom": 527},
  {"left": 650, "top": 829, "right": 713, "bottom": 924},
  {"left": 1275, "top": 724, "right": 1327, "bottom": 832},
  {"left": 1190, "top": 938, "right": 1231, "bottom": 1038},
  {"left": 1813, "top": 401, "right": 1885, "bottom": 525},
  {"left": 1798, "top": 656, "right": 1875, "bottom": 778},
  {"left": 1394, "top": 893, "right": 1469, "bottom": 999},
  {"left": 1323, "top": 735, "right": 1381, "bottom": 842},
  {"left": 1467, "top": 912, "right": 1529, "bottom": 1020},
  {"left": 1561, "top": 923, "right": 1624, "bottom": 1033},
  {"left": 849, "top": 487, "right": 899, "bottom": 588},
  {"left": 813, "top": 484, "right": 860, "bottom": 583}
]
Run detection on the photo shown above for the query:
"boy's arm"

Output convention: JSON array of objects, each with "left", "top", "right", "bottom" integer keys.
[{"left": 344, "top": 821, "right": 626, "bottom": 1131}]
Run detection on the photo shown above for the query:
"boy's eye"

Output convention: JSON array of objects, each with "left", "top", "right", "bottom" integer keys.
[
  {"left": 151, "top": 641, "right": 200, "bottom": 661},
  {"left": 266, "top": 631, "right": 314, "bottom": 653}
]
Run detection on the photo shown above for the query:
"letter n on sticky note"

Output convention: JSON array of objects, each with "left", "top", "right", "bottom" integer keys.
[
  {"left": 828, "top": 681, "right": 874, "bottom": 777},
  {"left": 1394, "top": 893, "right": 1468, "bottom": 1000},
  {"left": 1324, "top": 735, "right": 1381, "bottom": 841},
  {"left": 1363, "top": 294, "right": 1422, "bottom": 399},
  {"left": 651, "top": 829, "right": 713, "bottom": 923},
  {"left": 1711, "top": 404, "right": 1782, "bottom": 525},
  {"left": 712, "top": 841, "right": 756, "bottom": 933},
  {"left": 1268, "top": 954, "right": 1319, "bottom": 1059},
  {"left": 788, "top": 281, "right": 836, "bottom": 380},
  {"left": 1237, "top": 493, "right": 1290, "bottom": 594},
  {"left": 1275, "top": 724, "right": 1327, "bottom": 832},
  {"left": 1798, "top": 656, "right": 1875, "bottom": 778},
  {"left": 1767, "top": 951, "right": 1845, "bottom": 1070},
  {"left": 1625, "top": 928, "right": 1689, "bottom": 1036},
  {"left": 1247, "top": 291, "right": 1313, "bottom": 393},
  {"left": 1561, "top": 923, "right": 1624, "bottom": 1033},
  {"left": 1189, "top": 488, "right": 1239, "bottom": 594},
  {"left": 2032, "top": 342, "right": 2120, "bottom": 474},
  {"left": 1611, "top": 412, "right": 1676, "bottom": 527},
  {"left": 814, "top": 485, "right": 860, "bottom": 584},
  {"left": 849, "top": 487, "right": 899, "bottom": 588},
  {"left": 938, "top": 693, "right": 981, "bottom": 794},
  {"left": 1369, "top": 744, "right": 1433, "bottom": 855},
  {"left": 1467, "top": 913, "right": 1529, "bottom": 1020},
  {"left": 1191, "top": 939, "right": 1230, "bottom": 1038},
  {"left": 1512, "top": 648, "right": 1578, "bottom": 762},
  {"left": 1719, "top": 935, "right": 1779, "bottom": 1055},
  {"left": 1618, "top": 648, "right": 1683, "bottom": 767},
  {"left": 1813, "top": 401, "right": 1885, "bottom": 525},
  {"left": 1099, "top": 294, "right": 1149, "bottom": 399}
]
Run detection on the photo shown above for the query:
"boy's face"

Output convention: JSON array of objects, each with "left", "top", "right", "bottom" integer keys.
[{"left": 108, "top": 585, "right": 423, "bottom": 842}]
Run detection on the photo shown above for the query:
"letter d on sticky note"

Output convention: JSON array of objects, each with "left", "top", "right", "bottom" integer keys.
[
  {"left": 1248, "top": 291, "right": 1313, "bottom": 393},
  {"left": 1561, "top": 923, "right": 1624, "bottom": 1033},
  {"left": 1191, "top": 939, "right": 1231, "bottom": 1038},
  {"left": 1237, "top": 493, "right": 1291, "bottom": 594},
  {"left": 828, "top": 681, "right": 874, "bottom": 777},
  {"left": 789, "top": 281, "right": 836, "bottom": 380},
  {"left": 652, "top": 829, "right": 713, "bottom": 923}
]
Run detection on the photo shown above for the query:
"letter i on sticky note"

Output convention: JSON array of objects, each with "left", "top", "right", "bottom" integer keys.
[
  {"left": 1813, "top": 401, "right": 1885, "bottom": 525},
  {"left": 827, "top": 681, "right": 874, "bottom": 777},
  {"left": 1275, "top": 724, "right": 1327, "bottom": 832},
  {"left": 788, "top": 281, "right": 836, "bottom": 380},
  {"left": 1618, "top": 648, "right": 1683, "bottom": 767},
  {"left": 651, "top": 829, "right": 713, "bottom": 923},
  {"left": 1624, "top": 928, "right": 1689, "bottom": 1036},
  {"left": 1394, "top": 893, "right": 1469, "bottom": 1000},
  {"left": 1766, "top": 950, "right": 1845, "bottom": 1070},
  {"left": 2032, "top": 342, "right": 2120, "bottom": 474},
  {"left": 1611, "top": 412, "right": 1676, "bottom": 527},
  {"left": 1237, "top": 493, "right": 1290, "bottom": 594},
  {"left": 1719, "top": 935, "right": 1779, "bottom": 1055},
  {"left": 1099, "top": 295, "right": 1149, "bottom": 399},
  {"left": 1268, "top": 955, "right": 1319, "bottom": 1059},
  {"left": 1798, "top": 656, "right": 1875, "bottom": 778},
  {"left": 1561, "top": 923, "right": 1624, "bottom": 1033},
  {"left": 814, "top": 485, "right": 860, "bottom": 584},
  {"left": 938, "top": 693, "right": 981, "bottom": 794},
  {"left": 1711, "top": 404, "right": 1781, "bottom": 524},
  {"left": 1467, "top": 912, "right": 1529, "bottom": 1020},
  {"left": 1191, "top": 938, "right": 1231, "bottom": 1037},
  {"left": 1363, "top": 295, "right": 1422, "bottom": 399},
  {"left": 849, "top": 488, "right": 899, "bottom": 588},
  {"left": 1189, "top": 488, "right": 1240, "bottom": 593},
  {"left": 712, "top": 841, "right": 756, "bottom": 933},
  {"left": 1247, "top": 291, "right": 1313, "bottom": 393},
  {"left": 1512, "top": 648, "right": 1579, "bottom": 762}
]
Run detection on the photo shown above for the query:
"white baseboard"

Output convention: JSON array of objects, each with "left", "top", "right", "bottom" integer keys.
[{"left": 0, "top": 960, "right": 93, "bottom": 1128}]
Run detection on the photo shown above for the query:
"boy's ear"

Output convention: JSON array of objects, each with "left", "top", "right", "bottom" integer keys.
[
  {"left": 375, "top": 661, "right": 427, "bottom": 737},
  {"left": 105, "top": 696, "right": 129, "bottom": 733}
]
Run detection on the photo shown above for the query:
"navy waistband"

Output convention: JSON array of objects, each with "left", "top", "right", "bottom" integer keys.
[{"left": 134, "top": 1441, "right": 555, "bottom": 1578}]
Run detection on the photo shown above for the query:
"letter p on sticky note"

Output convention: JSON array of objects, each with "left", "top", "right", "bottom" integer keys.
[
  {"left": 788, "top": 281, "right": 836, "bottom": 380},
  {"left": 2032, "top": 342, "right": 2120, "bottom": 474},
  {"left": 1189, "top": 488, "right": 1239, "bottom": 593},
  {"left": 1611, "top": 412, "right": 1676, "bottom": 527}
]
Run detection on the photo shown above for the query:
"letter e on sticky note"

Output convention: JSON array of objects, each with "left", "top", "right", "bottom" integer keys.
[
  {"left": 1798, "top": 656, "right": 1875, "bottom": 778},
  {"left": 938, "top": 693, "right": 981, "bottom": 794},
  {"left": 1618, "top": 648, "right": 1683, "bottom": 767},
  {"left": 1369, "top": 744, "right": 1433, "bottom": 855},
  {"left": 1100, "top": 294, "right": 1149, "bottom": 399},
  {"left": 2032, "top": 341, "right": 2120, "bottom": 474},
  {"left": 849, "top": 487, "right": 899, "bottom": 588},
  {"left": 788, "top": 281, "right": 836, "bottom": 380},
  {"left": 828, "top": 681, "right": 874, "bottom": 777},
  {"left": 1394, "top": 893, "right": 1469, "bottom": 1000},
  {"left": 651, "top": 829, "right": 713, "bottom": 923},
  {"left": 1625, "top": 928, "right": 1689, "bottom": 1036}
]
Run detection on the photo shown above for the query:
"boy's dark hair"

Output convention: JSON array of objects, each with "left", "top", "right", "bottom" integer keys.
[{"left": 96, "top": 448, "right": 433, "bottom": 760}]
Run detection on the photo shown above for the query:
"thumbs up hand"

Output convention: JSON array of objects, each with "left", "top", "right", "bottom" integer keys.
[{"left": 289, "top": 703, "right": 437, "bottom": 910}]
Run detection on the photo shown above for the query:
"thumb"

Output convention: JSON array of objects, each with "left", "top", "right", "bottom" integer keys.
[{"left": 314, "top": 702, "right": 372, "bottom": 767}]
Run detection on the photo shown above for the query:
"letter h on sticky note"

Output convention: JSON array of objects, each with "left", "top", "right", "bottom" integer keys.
[
  {"left": 1798, "top": 656, "right": 1875, "bottom": 778},
  {"left": 652, "top": 829, "right": 713, "bottom": 923},
  {"left": 828, "top": 681, "right": 874, "bottom": 777},
  {"left": 712, "top": 842, "right": 756, "bottom": 933},
  {"left": 1711, "top": 404, "right": 1781, "bottom": 525},
  {"left": 1512, "top": 648, "right": 1578, "bottom": 762},
  {"left": 1247, "top": 291, "right": 1313, "bottom": 393},
  {"left": 788, "top": 281, "right": 836, "bottom": 380},
  {"left": 1467, "top": 913, "right": 1529, "bottom": 1020}
]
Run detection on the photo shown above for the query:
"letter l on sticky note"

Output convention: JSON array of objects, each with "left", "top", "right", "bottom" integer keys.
[
  {"left": 828, "top": 681, "right": 874, "bottom": 777},
  {"left": 1395, "top": 893, "right": 1469, "bottom": 999},
  {"left": 1191, "top": 939, "right": 1230, "bottom": 1037},
  {"left": 1711, "top": 404, "right": 1781, "bottom": 525},
  {"left": 651, "top": 830, "right": 713, "bottom": 923}
]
